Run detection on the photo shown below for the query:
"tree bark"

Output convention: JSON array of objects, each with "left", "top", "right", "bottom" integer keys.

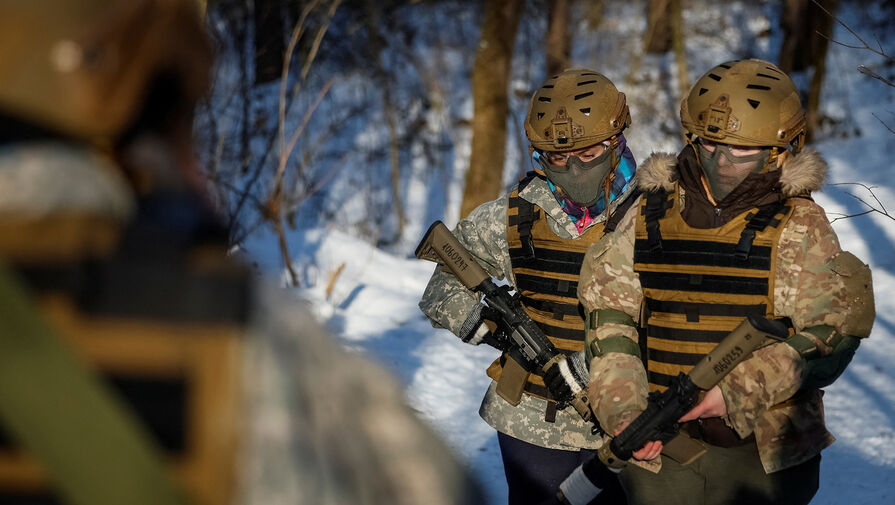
[
  {"left": 777, "top": 0, "right": 836, "bottom": 140},
  {"left": 778, "top": 0, "right": 836, "bottom": 74},
  {"left": 254, "top": 0, "right": 286, "bottom": 85},
  {"left": 644, "top": 0, "right": 672, "bottom": 54},
  {"left": 806, "top": 0, "right": 837, "bottom": 142},
  {"left": 670, "top": 0, "right": 688, "bottom": 100},
  {"left": 546, "top": 0, "right": 572, "bottom": 77},
  {"left": 459, "top": 0, "right": 523, "bottom": 219}
]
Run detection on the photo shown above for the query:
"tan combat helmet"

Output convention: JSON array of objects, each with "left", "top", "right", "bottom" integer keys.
[
  {"left": 525, "top": 69, "right": 631, "bottom": 153},
  {"left": 681, "top": 59, "right": 806, "bottom": 160},
  {"left": 0, "top": 0, "right": 211, "bottom": 145}
]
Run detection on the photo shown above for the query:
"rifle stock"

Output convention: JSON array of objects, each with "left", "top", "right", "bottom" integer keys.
[{"left": 415, "top": 221, "right": 489, "bottom": 291}]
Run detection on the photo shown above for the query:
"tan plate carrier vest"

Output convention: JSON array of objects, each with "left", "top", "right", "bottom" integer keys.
[
  {"left": 632, "top": 186, "right": 795, "bottom": 392},
  {"left": 486, "top": 175, "right": 635, "bottom": 402}
]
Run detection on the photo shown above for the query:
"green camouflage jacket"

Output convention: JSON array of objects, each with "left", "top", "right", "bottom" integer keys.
[
  {"left": 419, "top": 173, "right": 636, "bottom": 450},
  {"left": 578, "top": 150, "right": 874, "bottom": 473}
]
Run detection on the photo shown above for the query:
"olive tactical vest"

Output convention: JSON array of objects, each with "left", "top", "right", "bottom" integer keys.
[
  {"left": 486, "top": 175, "right": 634, "bottom": 401},
  {"left": 633, "top": 186, "right": 794, "bottom": 392}
]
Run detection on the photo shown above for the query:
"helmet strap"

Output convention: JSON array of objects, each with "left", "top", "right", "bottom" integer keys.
[
  {"left": 603, "top": 169, "right": 616, "bottom": 217},
  {"left": 602, "top": 135, "right": 621, "bottom": 220},
  {"left": 763, "top": 146, "right": 779, "bottom": 174},
  {"left": 529, "top": 145, "right": 546, "bottom": 176},
  {"left": 792, "top": 131, "right": 806, "bottom": 154}
]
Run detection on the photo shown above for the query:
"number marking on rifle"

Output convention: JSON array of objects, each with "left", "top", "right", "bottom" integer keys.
[{"left": 441, "top": 243, "right": 469, "bottom": 272}]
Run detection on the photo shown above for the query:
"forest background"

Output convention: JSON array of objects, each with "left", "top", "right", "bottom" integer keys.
[{"left": 195, "top": 1, "right": 895, "bottom": 503}]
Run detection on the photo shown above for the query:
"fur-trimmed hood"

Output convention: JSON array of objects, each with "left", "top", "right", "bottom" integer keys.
[{"left": 636, "top": 148, "right": 828, "bottom": 197}]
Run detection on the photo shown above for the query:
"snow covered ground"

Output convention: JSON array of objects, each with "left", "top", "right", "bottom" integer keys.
[{"left": 235, "top": 1, "right": 895, "bottom": 503}]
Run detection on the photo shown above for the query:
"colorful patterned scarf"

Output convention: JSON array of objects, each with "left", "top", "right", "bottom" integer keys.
[{"left": 547, "top": 134, "right": 637, "bottom": 232}]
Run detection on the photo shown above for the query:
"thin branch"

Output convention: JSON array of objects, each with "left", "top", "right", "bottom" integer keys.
[
  {"left": 872, "top": 112, "right": 895, "bottom": 135},
  {"left": 858, "top": 65, "right": 895, "bottom": 87},
  {"left": 829, "top": 209, "right": 875, "bottom": 223},
  {"left": 828, "top": 182, "right": 895, "bottom": 223},
  {"left": 282, "top": 79, "right": 335, "bottom": 179},
  {"left": 287, "top": 0, "right": 343, "bottom": 110},
  {"left": 812, "top": 0, "right": 895, "bottom": 64},
  {"left": 273, "top": 216, "right": 300, "bottom": 286},
  {"left": 279, "top": 0, "right": 322, "bottom": 170},
  {"left": 301, "top": 0, "right": 342, "bottom": 82}
]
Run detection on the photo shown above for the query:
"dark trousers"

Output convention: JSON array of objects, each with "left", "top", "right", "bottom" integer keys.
[{"left": 497, "top": 431, "right": 627, "bottom": 505}]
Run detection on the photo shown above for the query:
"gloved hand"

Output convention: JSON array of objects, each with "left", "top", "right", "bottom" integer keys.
[
  {"left": 542, "top": 351, "right": 589, "bottom": 406},
  {"left": 458, "top": 304, "right": 508, "bottom": 351}
]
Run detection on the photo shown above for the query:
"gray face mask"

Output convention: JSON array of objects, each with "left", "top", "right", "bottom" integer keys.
[
  {"left": 697, "top": 143, "right": 770, "bottom": 201},
  {"left": 537, "top": 148, "right": 614, "bottom": 207}
]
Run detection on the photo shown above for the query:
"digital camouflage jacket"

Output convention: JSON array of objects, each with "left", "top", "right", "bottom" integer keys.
[
  {"left": 578, "top": 148, "right": 874, "bottom": 473},
  {"left": 419, "top": 173, "right": 636, "bottom": 450}
]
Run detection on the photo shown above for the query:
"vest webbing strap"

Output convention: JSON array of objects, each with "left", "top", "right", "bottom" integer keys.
[
  {"left": 508, "top": 197, "right": 540, "bottom": 260},
  {"left": 509, "top": 248, "right": 584, "bottom": 275},
  {"left": 602, "top": 189, "right": 642, "bottom": 236},
  {"left": 639, "top": 271, "right": 769, "bottom": 295},
  {"left": 645, "top": 299, "right": 767, "bottom": 319},
  {"left": 634, "top": 239, "right": 772, "bottom": 270},
  {"left": 0, "top": 264, "right": 190, "bottom": 505},
  {"left": 643, "top": 190, "right": 671, "bottom": 253},
  {"left": 735, "top": 202, "right": 789, "bottom": 260},
  {"left": 521, "top": 296, "right": 582, "bottom": 319}
]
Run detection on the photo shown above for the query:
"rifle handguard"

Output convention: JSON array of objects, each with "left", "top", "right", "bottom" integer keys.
[{"left": 598, "top": 316, "right": 788, "bottom": 469}]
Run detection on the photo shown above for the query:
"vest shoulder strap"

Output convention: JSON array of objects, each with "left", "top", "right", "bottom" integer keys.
[
  {"left": 642, "top": 189, "right": 671, "bottom": 253},
  {"left": 734, "top": 199, "right": 790, "bottom": 261},
  {"left": 508, "top": 191, "right": 542, "bottom": 261},
  {"left": 603, "top": 189, "right": 642, "bottom": 237}
]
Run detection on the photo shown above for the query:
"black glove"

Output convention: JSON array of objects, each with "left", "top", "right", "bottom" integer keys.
[
  {"left": 542, "top": 351, "right": 589, "bottom": 406},
  {"left": 459, "top": 304, "right": 509, "bottom": 351}
]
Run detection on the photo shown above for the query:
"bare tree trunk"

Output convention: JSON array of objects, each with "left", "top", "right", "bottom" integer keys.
[
  {"left": 546, "top": 0, "right": 572, "bottom": 77},
  {"left": 644, "top": 0, "right": 672, "bottom": 54},
  {"left": 777, "top": 0, "right": 836, "bottom": 140},
  {"left": 385, "top": 88, "right": 406, "bottom": 241},
  {"left": 254, "top": 0, "right": 286, "bottom": 84},
  {"left": 460, "top": 0, "right": 523, "bottom": 219},
  {"left": 778, "top": 0, "right": 810, "bottom": 73},
  {"left": 585, "top": 0, "right": 605, "bottom": 30},
  {"left": 806, "top": 0, "right": 837, "bottom": 142},
  {"left": 670, "top": 0, "right": 688, "bottom": 101}
]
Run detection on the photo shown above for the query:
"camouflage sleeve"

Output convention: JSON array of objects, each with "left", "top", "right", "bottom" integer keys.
[
  {"left": 719, "top": 342, "right": 805, "bottom": 438},
  {"left": 578, "top": 199, "right": 648, "bottom": 434},
  {"left": 720, "top": 199, "right": 871, "bottom": 436},
  {"left": 418, "top": 196, "right": 512, "bottom": 336}
]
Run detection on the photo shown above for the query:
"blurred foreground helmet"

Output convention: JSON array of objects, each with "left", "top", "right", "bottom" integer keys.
[
  {"left": 524, "top": 69, "right": 630, "bottom": 152},
  {"left": 0, "top": 0, "right": 212, "bottom": 144},
  {"left": 680, "top": 59, "right": 806, "bottom": 151}
]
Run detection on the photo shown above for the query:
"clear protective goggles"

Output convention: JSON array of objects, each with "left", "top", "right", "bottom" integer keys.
[
  {"left": 533, "top": 141, "right": 611, "bottom": 173},
  {"left": 696, "top": 138, "right": 769, "bottom": 164}
]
